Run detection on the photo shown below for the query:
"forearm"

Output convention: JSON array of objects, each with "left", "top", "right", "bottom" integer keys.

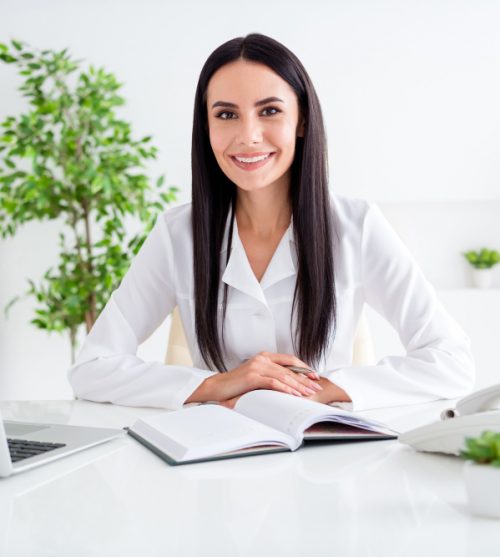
[
  {"left": 328, "top": 348, "right": 474, "bottom": 412},
  {"left": 69, "top": 346, "right": 217, "bottom": 410}
]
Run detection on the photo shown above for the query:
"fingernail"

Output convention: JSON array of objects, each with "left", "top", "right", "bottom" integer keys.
[
  {"left": 311, "top": 383, "right": 323, "bottom": 391},
  {"left": 293, "top": 390, "right": 302, "bottom": 396},
  {"left": 304, "top": 387, "right": 315, "bottom": 395}
]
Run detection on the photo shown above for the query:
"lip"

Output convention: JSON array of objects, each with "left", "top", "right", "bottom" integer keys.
[
  {"left": 230, "top": 151, "right": 275, "bottom": 157},
  {"left": 230, "top": 152, "right": 276, "bottom": 171}
]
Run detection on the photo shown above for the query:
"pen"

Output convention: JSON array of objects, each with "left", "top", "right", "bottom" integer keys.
[
  {"left": 241, "top": 359, "right": 318, "bottom": 377},
  {"left": 284, "top": 365, "right": 317, "bottom": 375}
]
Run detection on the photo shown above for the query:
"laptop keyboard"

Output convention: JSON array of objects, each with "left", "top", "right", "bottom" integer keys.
[{"left": 7, "top": 438, "right": 66, "bottom": 463}]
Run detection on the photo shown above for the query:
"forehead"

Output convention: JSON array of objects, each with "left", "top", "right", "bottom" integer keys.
[{"left": 206, "top": 59, "right": 297, "bottom": 106}]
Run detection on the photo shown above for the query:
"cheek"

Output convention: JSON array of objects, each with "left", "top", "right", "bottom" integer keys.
[
  {"left": 271, "top": 124, "right": 297, "bottom": 152},
  {"left": 209, "top": 125, "right": 230, "bottom": 157}
]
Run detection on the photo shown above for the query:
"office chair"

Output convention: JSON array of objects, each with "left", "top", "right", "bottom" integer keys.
[{"left": 165, "top": 306, "right": 376, "bottom": 367}]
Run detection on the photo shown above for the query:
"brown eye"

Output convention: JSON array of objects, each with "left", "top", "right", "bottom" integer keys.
[
  {"left": 262, "top": 106, "right": 281, "bottom": 116},
  {"left": 216, "top": 111, "right": 235, "bottom": 120},
  {"left": 215, "top": 106, "right": 281, "bottom": 120}
]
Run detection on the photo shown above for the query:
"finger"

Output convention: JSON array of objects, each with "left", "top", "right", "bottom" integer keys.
[
  {"left": 287, "top": 367, "right": 321, "bottom": 380},
  {"left": 259, "top": 352, "right": 317, "bottom": 374},
  {"left": 261, "top": 351, "right": 309, "bottom": 367},
  {"left": 266, "top": 363, "right": 322, "bottom": 396},
  {"left": 271, "top": 363, "right": 323, "bottom": 393},
  {"left": 261, "top": 375, "right": 305, "bottom": 397}
]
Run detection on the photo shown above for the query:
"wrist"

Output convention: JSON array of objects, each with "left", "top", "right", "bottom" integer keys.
[
  {"left": 184, "top": 373, "right": 220, "bottom": 404},
  {"left": 327, "top": 379, "right": 351, "bottom": 403},
  {"left": 312, "top": 377, "right": 351, "bottom": 405}
]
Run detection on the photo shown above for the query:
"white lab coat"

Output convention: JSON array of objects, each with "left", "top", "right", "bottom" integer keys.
[{"left": 68, "top": 193, "right": 475, "bottom": 411}]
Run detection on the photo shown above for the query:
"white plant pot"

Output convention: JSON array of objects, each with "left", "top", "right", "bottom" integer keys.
[
  {"left": 470, "top": 268, "right": 493, "bottom": 289},
  {"left": 464, "top": 461, "right": 500, "bottom": 518}
]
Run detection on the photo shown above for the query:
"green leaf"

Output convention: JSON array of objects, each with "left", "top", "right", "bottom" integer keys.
[
  {"left": 11, "top": 39, "right": 23, "bottom": 51},
  {"left": 0, "top": 53, "right": 17, "bottom": 64},
  {"left": 463, "top": 249, "right": 500, "bottom": 269},
  {"left": 461, "top": 431, "right": 500, "bottom": 465},
  {"left": 0, "top": 43, "right": 8, "bottom": 53}
]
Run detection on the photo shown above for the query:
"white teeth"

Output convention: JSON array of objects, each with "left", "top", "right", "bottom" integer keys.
[{"left": 234, "top": 153, "right": 271, "bottom": 163}]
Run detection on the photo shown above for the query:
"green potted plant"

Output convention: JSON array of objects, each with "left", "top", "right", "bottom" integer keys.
[
  {"left": 462, "top": 248, "right": 500, "bottom": 289},
  {"left": 461, "top": 431, "right": 500, "bottom": 518},
  {"left": 0, "top": 39, "right": 178, "bottom": 363}
]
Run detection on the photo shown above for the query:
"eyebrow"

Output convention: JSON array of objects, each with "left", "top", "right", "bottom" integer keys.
[{"left": 211, "top": 96, "right": 285, "bottom": 109}]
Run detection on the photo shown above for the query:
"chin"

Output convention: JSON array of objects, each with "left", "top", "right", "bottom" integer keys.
[{"left": 232, "top": 179, "right": 276, "bottom": 193}]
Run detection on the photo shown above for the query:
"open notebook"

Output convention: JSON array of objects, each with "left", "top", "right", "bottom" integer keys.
[{"left": 126, "top": 390, "right": 398, "bottom": 465}]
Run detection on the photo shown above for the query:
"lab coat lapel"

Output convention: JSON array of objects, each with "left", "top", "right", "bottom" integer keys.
[
  {"left": 221, "top": 213, "right": 297, "bottom": 303},
  {"left": 259, "top": 222, "right": 296, "bottom": 290},
  {"left": 221, "top": 215, "right": 269, "bottom": 307}
]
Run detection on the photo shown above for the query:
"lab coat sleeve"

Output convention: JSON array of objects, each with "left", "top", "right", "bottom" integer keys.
[
  {"left": 327, "top": 203, "right": 475, "bottom": 411},
  {"left": 67, "top": 213, "right": 217, "bottom": 410}
]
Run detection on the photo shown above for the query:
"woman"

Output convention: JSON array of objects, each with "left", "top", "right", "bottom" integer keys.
[{"left": 68, "top": 33, "right": 474, "bottom": 411}]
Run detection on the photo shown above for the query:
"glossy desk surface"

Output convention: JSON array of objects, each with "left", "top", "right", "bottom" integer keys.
[{"left": 0, "top": 399, "right": 498, "bottom": 557}]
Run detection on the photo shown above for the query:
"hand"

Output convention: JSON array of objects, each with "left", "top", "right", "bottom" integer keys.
[
  {"left": 185, "top": 351, "right": 323, "bottom": 404},
  {"left": 219, "top": 377, "right": 351, "bottom": 409},
  {"left": 219, "top": 395, "right": 242, "bottom": 410},
  {"left": 302, "top": 377, "right": 352, "bottom": 405}
]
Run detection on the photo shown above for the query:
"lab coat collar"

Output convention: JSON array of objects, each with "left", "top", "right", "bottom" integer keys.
[{"left": 221, "top": 210, "right": 297, "bottom": 305}]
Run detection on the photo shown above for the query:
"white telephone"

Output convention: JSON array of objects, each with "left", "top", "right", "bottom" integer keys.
[{"left": 399, "top": 384, "right": 500, "bottom": 455}]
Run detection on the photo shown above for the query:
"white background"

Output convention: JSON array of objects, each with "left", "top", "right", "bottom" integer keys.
[{"left": 1, "top": 0, "right": 499, "bottom": 400}]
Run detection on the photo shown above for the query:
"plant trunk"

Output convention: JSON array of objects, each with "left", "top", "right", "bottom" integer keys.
[
  {"left": 82, "top": 198, "right": 97, "bottom": 331},
  {"left": 69, "top": 325, "right": 77, "bottom": 365}
]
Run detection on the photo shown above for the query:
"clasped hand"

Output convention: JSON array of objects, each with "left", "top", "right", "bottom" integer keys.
[{"left": 186, "top": 351, "right": 349, "bottom": 408}]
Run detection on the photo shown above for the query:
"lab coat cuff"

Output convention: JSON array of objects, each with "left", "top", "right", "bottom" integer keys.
[{"left": 174, "top": 368, "right": 218, "bottom": 409}]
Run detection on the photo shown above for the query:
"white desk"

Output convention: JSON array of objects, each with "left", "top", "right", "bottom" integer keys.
[{"left": 0, "top": 399, "right": 498, "bottom": 557}]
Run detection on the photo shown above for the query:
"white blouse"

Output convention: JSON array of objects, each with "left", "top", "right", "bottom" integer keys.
[{"left": 68, "top": 193, "right": 475, "bottom": 411}]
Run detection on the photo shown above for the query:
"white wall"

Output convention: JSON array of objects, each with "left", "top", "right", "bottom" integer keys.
[{"left": 1, "top": 0, "right": 499, "bottom": 400}]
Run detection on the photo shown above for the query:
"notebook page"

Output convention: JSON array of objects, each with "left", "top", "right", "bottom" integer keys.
[
  {"left": 131, "top": 405, "right": 298, "bottom": 462},
  {"left": 234, "top": 390, "right": 394, "bottom": 440}
]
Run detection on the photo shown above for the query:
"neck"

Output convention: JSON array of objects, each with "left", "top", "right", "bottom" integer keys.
[{"left": 235, "top": 180, "right": 291, "bottom": 238}]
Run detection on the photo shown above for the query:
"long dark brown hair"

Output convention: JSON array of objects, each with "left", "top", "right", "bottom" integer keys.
[{"left": 191, "top": 33, "right": 336, "bottom": 371}]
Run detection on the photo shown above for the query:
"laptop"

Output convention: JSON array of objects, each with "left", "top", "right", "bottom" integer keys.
[{"left": 0, "top": 408, "right": 124, "bottom": 478}]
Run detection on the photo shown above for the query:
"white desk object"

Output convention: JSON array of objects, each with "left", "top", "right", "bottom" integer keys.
[{"left": 0, "top": 399, "right": 499, "bottom": 557}]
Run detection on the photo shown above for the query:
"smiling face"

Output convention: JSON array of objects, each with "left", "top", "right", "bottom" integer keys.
[{"left": 206, "top": 59, "right": 304, "bottom": 194}]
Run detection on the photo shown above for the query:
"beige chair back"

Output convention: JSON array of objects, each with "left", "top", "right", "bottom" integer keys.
[{"left": 165, "top": 307, "right": 193, "bottom": 366}]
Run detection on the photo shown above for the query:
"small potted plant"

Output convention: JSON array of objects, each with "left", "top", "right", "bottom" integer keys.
[
  {"left": 461, "top": 431, "right": 500, "bottom": 518},
  {"left": 463, "top": 248, "right": 500, "bottom": 289}
]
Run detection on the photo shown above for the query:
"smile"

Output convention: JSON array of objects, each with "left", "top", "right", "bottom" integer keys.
[{"left": 230, "top": 152, "right": 276, "bottom": 171}]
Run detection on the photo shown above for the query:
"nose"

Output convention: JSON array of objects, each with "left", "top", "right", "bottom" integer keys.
[{"left": 236, "top": 115, "right": 263, "bottom": 145}]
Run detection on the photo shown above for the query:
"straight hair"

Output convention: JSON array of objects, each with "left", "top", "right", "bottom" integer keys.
[{"left": 191, "top": 33, "right": 336, "bottom": 371}]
